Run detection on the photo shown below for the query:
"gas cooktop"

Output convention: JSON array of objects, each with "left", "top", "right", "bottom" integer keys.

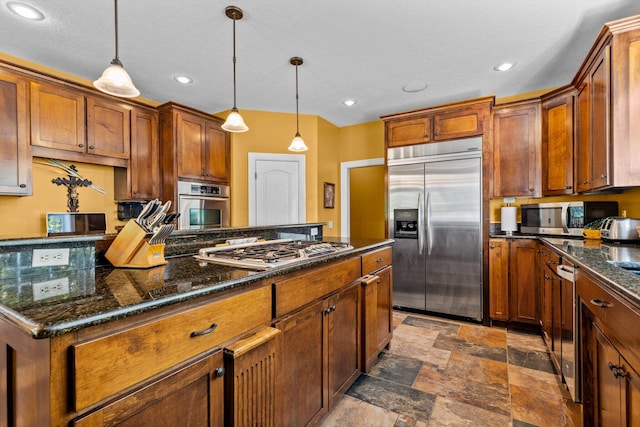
[{"left": 194, "top": 238, "right": 353, "bottom": 270}]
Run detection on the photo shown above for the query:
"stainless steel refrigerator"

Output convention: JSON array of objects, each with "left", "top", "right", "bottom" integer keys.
[{"left": 388, "top": 137, "right": 482, "bottom": 320}]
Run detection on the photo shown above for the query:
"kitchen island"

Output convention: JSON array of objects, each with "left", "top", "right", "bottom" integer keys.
[{"left": 0, "top": 235, "right": 393, "bottom": 427}]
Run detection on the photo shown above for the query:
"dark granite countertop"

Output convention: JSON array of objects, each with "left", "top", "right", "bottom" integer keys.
[
  {"left": 541, "top": 237, "right": 640, "bottom": 309},
  {"left": 0, "top": 237, "right": 392, "bottom": 339}
]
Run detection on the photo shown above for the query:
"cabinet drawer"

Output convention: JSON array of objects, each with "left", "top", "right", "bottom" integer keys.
[
  {"left": 577, "top": 271, "right": 640, "bottom": 367},
  {"left": 273, "top": 257, "right": 361, "bottom": 318},
  {"left": 73, "top": 285, "right": 271, "bottom": 411},
  {"left": 362, "top": 247, "right": 392, "bottom": 276}
]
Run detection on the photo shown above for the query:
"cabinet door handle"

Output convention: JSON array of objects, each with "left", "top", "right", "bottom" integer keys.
[
  {"left": 583, "top": 181, "right": 589, "bottom": 185},
  {"left": 566, "top": 185, "right": 572, "bottom": 190},
  {"left": 608, "top": 362, "right": 628, "bottom": 379},
  {"left": 78, "top": 144, "right": 84, "bottom": 148},
  {"left": 590, "top": 299, "right": 612, "bottom": 308},
  {"left": 214, "top": 367, "right": 226, "bottom": 378},
  {"left": 88, "top": 145, "right": 95, "bottom": 150},
  {"left": 19, "top": 184, "right": 26, "bottom": 188},
  {"left": 489, "top": 245, "right": 496, "bottom": 249},
  {"left": 600, "top": 174, "right": 607, "bottom": 179},
  {"left": 190, "top": 322, "right": 218, "bottom": 337}
]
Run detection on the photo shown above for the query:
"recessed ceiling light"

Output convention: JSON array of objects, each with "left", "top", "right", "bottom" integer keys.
[
  {"left": 173, "top": 75, "right": 193, "bottom": 84},
  {"left": 494, "top": 62, "right": 516, "bottom": 72},
  {"left": 7, "top": 2, "right": 45, "bottom": 20},
  {"left": 402, "top": 81, "right": 427, "bottom": 93},
  {"left": 342, "top": 99, "right": 357, "bottom": 107}
]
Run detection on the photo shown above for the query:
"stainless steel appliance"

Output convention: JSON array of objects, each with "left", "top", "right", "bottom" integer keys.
[
  {"left": 195, "top": 238, "right": 353, "bottom": 270},
  {"left": 388, "top": 137, "right": 482, "bottom": 320},
  {"left": 600, "top": 217, "right": 640, "bottom": 241},
  {"left": 177, "top": 180, "right": 230, "bottom": 230},
  {"left": 557, "top": 261, "right": 579, "bottom": 402},
  {"left": 520, "top": 201, "right": 618, "bottom": 237}
]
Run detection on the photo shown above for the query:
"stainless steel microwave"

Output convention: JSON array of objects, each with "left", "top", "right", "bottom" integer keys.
[{"left": 520, "top": 201, "right": 618, "bottom": 236}]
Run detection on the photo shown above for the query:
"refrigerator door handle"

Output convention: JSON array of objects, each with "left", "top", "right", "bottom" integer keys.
[
  {"left": 426, "top": 192, "right": 433, "bottom": 255},
  {"left": 418, "top": 193, "right": 425, "bottom": 255}
]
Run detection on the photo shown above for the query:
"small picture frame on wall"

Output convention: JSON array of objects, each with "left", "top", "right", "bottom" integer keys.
[{"left": 324, "top": 182, "right": 335, "bottom": 209}]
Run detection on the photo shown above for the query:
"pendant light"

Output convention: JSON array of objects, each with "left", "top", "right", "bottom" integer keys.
[
  {"left": 288, "top": 57, "right": 308, "bottom": 152},
  {"left": 221, "top": 6, "right": 249, "bottom": 133},
  {"left": 93, "top": 0, "right": 140, "bottom": 98}
]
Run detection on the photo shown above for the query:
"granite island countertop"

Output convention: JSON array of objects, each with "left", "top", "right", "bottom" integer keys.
[
  {"left": 541, "top": 237, "right": 640, "bottom": 309},
  {"left": 0, "top": 237, "right": 392, "bottom": 339}
]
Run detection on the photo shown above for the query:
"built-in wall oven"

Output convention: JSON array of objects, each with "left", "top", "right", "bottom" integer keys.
[{"left": 177, "top": 180, "right": 230, "bottom": 230}]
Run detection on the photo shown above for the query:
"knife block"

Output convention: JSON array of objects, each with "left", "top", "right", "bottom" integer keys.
[{"left": 105, "top": 220, "right": 168, "bottom": 268}]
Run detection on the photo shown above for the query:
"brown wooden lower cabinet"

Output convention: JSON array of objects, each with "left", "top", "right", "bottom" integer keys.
[
  {"left": 274, "top": 281, "right": 361, "bottom": 427},
  {"left": 224, "top": 326, "right": 283, "bottom": 427},
  {"left": 489, "top": 238, "right": 539, "bottom": 325},
  {"left": 74, "top": 350, "right": 225, "bottom": 427},
  {"left": 361, "top": 265, "right": 393, "bottom": 372},
  {"left": 578, "top": 269, "right": 640, "bottom": 426}
]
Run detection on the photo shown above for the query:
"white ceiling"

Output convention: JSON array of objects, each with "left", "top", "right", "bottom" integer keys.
[{"left": 2, "top": 0, "right": 640, "bottom": 128}]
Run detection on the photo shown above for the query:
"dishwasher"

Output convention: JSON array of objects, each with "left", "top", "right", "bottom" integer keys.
[{"left": 557, "top": 261, "right": 579, "bottom": 402}]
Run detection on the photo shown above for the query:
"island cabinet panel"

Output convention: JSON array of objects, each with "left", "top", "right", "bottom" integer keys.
[
  {"left": 274, "top": 281, "right": 360, "bottom": 427},
  {"left": 224, "top": 326, "right": 283, "bottom": 427},
  {"left": 0, "top": 317, "right": 51, "bottom": 427},
  {"left": 0, "top": 68, "right": 31, "bottom": 195},
  {"left": 73, "top": 350, "right": 225, "bottom": 427},
  {"left": 72, "top": 285, "right": 272, "bottom": 411},
  {"left": 273, "top": 257, "right": 361, "bottom": 318}
]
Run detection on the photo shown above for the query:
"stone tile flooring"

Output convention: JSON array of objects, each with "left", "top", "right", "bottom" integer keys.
[{"left": 319, "top": 310, "right": 583, "bottom": 427}]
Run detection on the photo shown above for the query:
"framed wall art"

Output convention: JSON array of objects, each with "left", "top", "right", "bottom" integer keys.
[{"left": 323, "top": 182, "right": 335, "bottom": 209}]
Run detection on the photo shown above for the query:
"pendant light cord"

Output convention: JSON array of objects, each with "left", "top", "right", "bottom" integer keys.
[
  {"left": 113, "top": 0, "right": 120, "bottom": 62},
  {"left": 231, "top": 11, "right": 238, "bottom": 110},
  {"left": 295, "top": 63, "right": 300, "bottom": 135}
]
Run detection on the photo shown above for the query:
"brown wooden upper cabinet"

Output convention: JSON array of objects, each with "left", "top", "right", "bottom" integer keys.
[
  {"left": 573, "top": 15, "right": 640, "bottom": 191},
  {"left": 382, "top": 97, "right": 492, "bottom": 148},
  {"left": 30, "top": 79, "right": 131, "bottom": 167},
  {"left": 541, "top": 86, "right": 575, "bottom": 196},
  {"left": 114, "top": 107, "right": 160, "bottom": 200},
  {"left": 492, "top": 99, "right": 541, "bottom": 197},
  {"left": 0, "top": 68, "right": 31, "bottom": 195},
  {"left": 575, "top": 44, "right": 611, "bottom": 193},
  {"left": 386, "top": 116, "right": 432, "bottom": 147},
  {"left": 159, "top": 102, "right": 229, "bottom": 185}
]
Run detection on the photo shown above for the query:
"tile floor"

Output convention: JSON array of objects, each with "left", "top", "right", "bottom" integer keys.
[{"left": 319, "top": 310, "right": 583, "bottom": 427}]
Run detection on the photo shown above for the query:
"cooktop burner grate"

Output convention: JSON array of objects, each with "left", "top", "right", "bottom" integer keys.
[{"left": 195, "top": 239, "right": 353, "bottom": 269}]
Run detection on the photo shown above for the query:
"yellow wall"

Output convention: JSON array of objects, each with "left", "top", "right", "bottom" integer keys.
[
  {"left": 227, "top": 109, "right": 320, "bottom": 228},
  {"left": 0, "top": 159, "right": 124, "bottom": 238},
  {"left": 350, "top": 166, "right": 386, "bottom": 239},
  {"left": 490, "top": 187, "right": 640, "bottom": 223}
]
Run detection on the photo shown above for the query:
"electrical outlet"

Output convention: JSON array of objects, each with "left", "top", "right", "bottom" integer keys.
[
  {"left": 32, "top": 277, "right": 69, "bottom": 301},
  {"left": 32, "top": 248, "right": 70, "bottom": 267}
]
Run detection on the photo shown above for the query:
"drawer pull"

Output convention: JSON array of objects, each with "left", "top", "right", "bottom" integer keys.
[
  {"left": 376, "top": 258, "right": 384, "bottom": 263},
  {"left": 590, "top": 299, "right": 612, "bottom": 308},
  {"left": 190, "top": 322, "right": 218, "bottom": 337}
]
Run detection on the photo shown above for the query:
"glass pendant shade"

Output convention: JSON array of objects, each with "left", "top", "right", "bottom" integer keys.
[
  {"left": 288, "top": 132, "right": 308, "bottom": 152},
  {"left": 222, "top": 108, "right": 249, "bottom": 133},
  {"left": 94, "top": 59, "right": 140, "bottom": 98},
  {"left": 94, "top": 0, "right": 139, "bottom": 98}
]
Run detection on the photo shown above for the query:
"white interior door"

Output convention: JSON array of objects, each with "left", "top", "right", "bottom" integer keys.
[{"left": 249, "top": 153, "right": 306, "bottom": 226}]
